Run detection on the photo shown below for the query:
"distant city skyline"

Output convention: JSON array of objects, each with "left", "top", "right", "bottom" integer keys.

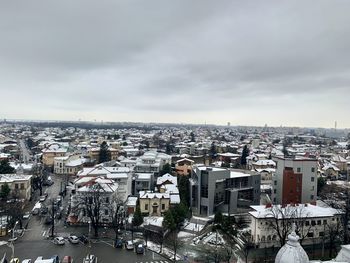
[{"left": 1, "top": 1, "right": 350, "bottom": 128}]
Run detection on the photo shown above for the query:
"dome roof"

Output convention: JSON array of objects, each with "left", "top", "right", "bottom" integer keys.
[{"left": 275, "top": 226, "right": 309, "bottom": 263}]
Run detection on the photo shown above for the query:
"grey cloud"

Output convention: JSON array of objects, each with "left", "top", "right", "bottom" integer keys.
[{"left": 0, "top": 0, "right": 350, "bottom": 127}]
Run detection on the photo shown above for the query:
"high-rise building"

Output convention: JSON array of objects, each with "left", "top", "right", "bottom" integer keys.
[{"left": 272, "top": 157, "right": 317, "bottom": 205}]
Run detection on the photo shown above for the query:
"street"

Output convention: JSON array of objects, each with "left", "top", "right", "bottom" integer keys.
[
  {"left": 0, "top": 173, "right": 169, "bottom": 263},
  {"left": 0, "top": 239, "right": 168, "bottom": 263}
]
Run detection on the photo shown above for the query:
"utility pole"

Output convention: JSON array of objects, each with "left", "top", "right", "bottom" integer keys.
[{"left": 51, "top": 200, "right": 55, "bottom": 237}]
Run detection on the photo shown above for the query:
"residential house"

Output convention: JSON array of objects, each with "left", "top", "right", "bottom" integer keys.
[
  {"left": 0, "top": 174, "right": 32, "bottom": 200},
  {"left": 69, "top": 177, "right": 119, "bottom": 225},
  {"left": 175, "top": 158, "right": 194, "bottom": 176}
]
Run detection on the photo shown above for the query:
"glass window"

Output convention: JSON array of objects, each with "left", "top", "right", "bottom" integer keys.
[
  {"left": 145, "top": 204, "right": 148, "bottom": 210},
  {"left": 297, "top": 168, "right": 301, "bottom": 173},
  {"left": 311, "top": 167, "right": 315, "bottom": 173},
  {"left": 311, "top": 177, "right": 315, "bottom": 182}
]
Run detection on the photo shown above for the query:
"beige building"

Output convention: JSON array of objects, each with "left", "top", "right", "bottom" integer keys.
[
  {"left": 139, "top": 191, "right": 170, "bottom": 216},
  {"left": 0, "top": 174, "right": 32, "bottom": 200},
  {"left": 54, "top": 154, "right": 86, "bottom": 176},
  {"left": 88, "top": 147, "right": 119, "bottom": 162},
  {"left": 42, "top": 144, "right": 68, "bottom": 167},
  {"left": 175, "top": 158, "right": 194, "bottom": 176}
]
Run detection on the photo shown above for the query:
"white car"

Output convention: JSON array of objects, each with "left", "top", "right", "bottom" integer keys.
[
  {"left": 68, "top": 235, "right": 79, "bottom": 244},
  {"left": 83, "top": 255, "right": 97, "bottom": 263},
  {"left": 22, "top": 260, "right": 32, "bottom": 263},
  {"left": 23, "top": 212, "right": 31, "bottom": 219},
  {"left": 39, "top": 195, "right": 47, "bottom": 202},
  {"left": 126, "top": 240, "right": 134, "bottom": 250},
  {"left": 53, "top": 236, "right": 65, "bottom": 245}
]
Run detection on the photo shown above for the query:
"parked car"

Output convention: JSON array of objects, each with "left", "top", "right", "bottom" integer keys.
[
  {"left": 39, "top": 195, "right": 47, "bottom": 202},
  {"left": 126, "top": 240, "right": 134, "bottom": 250},
  {"left": 43, "top": 180, "right": 54, "bottom": 186},
  {"left": 136, "top": 244, "right": 144, "bottom": 254},
  {"left": 53, "top": 236, "right": 65, "bottom": 245},
  {"left": 21, "top": 259, "right": 32, "bottom": 263},
  {"left": 44, "top": 216, "right": 53, "bottom": 225},
  {"left": 114, "top": 238, "right": 124, "bottom": 248},
  {"left": 23, "top": 212, "right": 31, "bottom": 219},
  {"left": 10, "top": 258, "right": 20, "bottom": 263},
  {"left": 32, "top": 208, "right": 40, "bottom": 215},
  {"left": 51, "top": 255, "right": 60, "bottom": 263},
  {"left": 83, "top": 255, "right": 97, "bottom": 263},
  {"left": 62, "top": 256, "right": 73, "bottom": 263},
  {"left": 68, "top": 235, "right": 79, "bottom": 244},
  {"left": 40, "top": 206, "right": 48, "bottom": 215},
  {"left": 79, "top": 234, "right": 88, "bottom": 244}
]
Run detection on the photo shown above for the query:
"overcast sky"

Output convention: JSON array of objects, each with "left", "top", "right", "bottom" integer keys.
[{"left": 1, "top": 1, "right": 350, "bottom": 128}]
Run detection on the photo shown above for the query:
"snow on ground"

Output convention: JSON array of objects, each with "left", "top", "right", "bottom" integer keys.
[
  {"left": 192, "top": 231, "right": 225, "bottom": 246},
  {"left": 178, "top": 231, "right": 195, "bottom": 239},
  {"left": 146, "top": 241, "right": 182, "bottom": 261},
  {"left": 143, "top": 216, "right": 164, "bottom": 227},
  {"left": 183, "top": 222, "right": 205, "bottom": 232}
]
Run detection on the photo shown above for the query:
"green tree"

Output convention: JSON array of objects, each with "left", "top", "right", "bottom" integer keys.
[
  {"left": 240, "top": 145, "right": 249, "bottom": 166},
  {"left": 178, "top": 175, "right": 190, "bottom": 207},
  {"left": 160, "top": 163, "right": 172, "bottom": 176},
  {"left": 214, "top": 211, "right": 223, "bottom": 224},
  {"left": 190, "top": 132, "right": 195, "bottom": 142},
  {"left": 0, "top": 183, "right": 11, "bottom": 200},
  {"left": 99, "top": 141, "right": 111, "bottom": 163},
  {"left": 172, "top": 202, "right": 188, "bottom": 225},
  {"left": 317, "top": 176, "right": 326, "bottom": 195},
  {"left": 163, "top": 210, "right": 176, "bottom": 230},
  {"left": 132, "top": 205, "right": 143, "bottom": 227},
  {"left": 0, "top": 159, "right": 15, "bottom": 174}
]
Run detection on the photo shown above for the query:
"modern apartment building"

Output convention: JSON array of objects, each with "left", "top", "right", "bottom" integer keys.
[
  {"left": 272, "top": 157, "right": 318, "bottom": 205},
  {"left": 190, "top": 165, "right": 260, "bottom": 216}
]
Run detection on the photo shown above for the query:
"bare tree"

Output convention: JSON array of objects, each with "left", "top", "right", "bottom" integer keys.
[
  {"left": 266, "top": 205, "right": 312, "bottom": 247},
  {"left": 325, "top": 220, "right": 343, "bottom": 258},
  {"left": 75, "top": 183, "right": 112, "bottom": 237},
  {"left": 109, "top": 194, "right": 124, "bottom": 242}
]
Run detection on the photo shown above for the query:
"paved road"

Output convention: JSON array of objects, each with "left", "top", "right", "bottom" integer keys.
[
  {"left": 0, "top": 239, "right": 168, "bottom": 263},
  {"left": 18, "top": 139, "right": 32, "bottom": 163}
]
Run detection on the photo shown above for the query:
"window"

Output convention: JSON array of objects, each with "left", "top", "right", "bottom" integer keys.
[
  {"left": 20, "top": 183, "right": 24, "bottom": 190},
  {"left": 311, "top": 177, "right": 315, "bottom": 182},
  {"left": 311, "top": 167, "right": 315, "bottom": 173},
  {"left": 311, "top": 220, "right": 316, "bottom": 226},
  {"left": 15, "top": 183, "right": 19, "bottom": 189},
  {"left": 274, "top": 189, "right": 277, "bottom": 194},
  {"left": 274, "top": 181, "right": 277, "bottom": 185},
  {"left": 105, "top": 197, "right": 109, "bottom": 203},
  {"left": 297, "top": 168, "right": 301, "bottom": 173},
  {"left": 145, "top": 204, "right": 148, "bottom": 211},
  {"left": 311, "top": 186, "right": 314, "bottom": 191},
  {"left": 317, "top": 220, "right": 321, "bottom": 225},
  {"left": 311, "top": 195, "right": 314, "bottom": 200},
  {"left": 305, "top": 221, "right": 310, "bottom": 226},
  {"left": 104, "top": 209, "right": 109, "bottom": 215},
  {"left": 307, "top": 232, "right": 314, "bottom": 237},
  {"left": 161, "top": 204, "right": 165, "bottom": 210},
  {"left": 323, "top": 220, "right": 327, "bottom": 225},
  {"left": 319, "top": 231, "right": 324, "bottom": 237}
]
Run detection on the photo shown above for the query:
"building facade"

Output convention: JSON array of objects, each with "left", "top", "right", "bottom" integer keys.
[
  {"left": 272, "top": 157, "right": 317, "bottom": 205},
  {"left": 190, "top": 166, "right": 261, "bottom": 216}
]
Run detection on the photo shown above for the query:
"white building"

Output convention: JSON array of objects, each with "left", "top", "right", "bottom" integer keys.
[
  {"left": 75, "top": 164, "right": 131, "bottom": 201},
  {"left": 69, "top": 177, "right": 119, "bottom": 225},
  {"left": 249, "top": 203, "right": 343, "bottom": 248}
]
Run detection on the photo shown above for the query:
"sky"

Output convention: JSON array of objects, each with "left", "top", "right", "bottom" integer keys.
[{"left": 0, "top": 0, "right": 350, "bottom": 128}]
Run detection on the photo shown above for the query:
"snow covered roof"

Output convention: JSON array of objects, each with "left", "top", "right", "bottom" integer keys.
[
  {"left": 0, "top": 173, "right": 32, "bottom": 183},
  {"left": 249, "top": 204, "right": 342, "bottom": 219},
  {"left": 253, "top": 159, "right": 276, "bottom": 166},
  {"left": 156, "top": 173, "right": 177, "bottom": 186},
  {"left": 139, "top": 191, "right": 170, "bottom": 199},
  {"left": 135, "top": 173, "right": 152, "bottom": 180},
  {"left": 170, "top": 194, "right": 181, "bottom": 204}
]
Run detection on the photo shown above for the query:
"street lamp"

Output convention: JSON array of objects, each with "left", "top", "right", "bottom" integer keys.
[{"left": 7, "top": 220, "right": 19, "bottom": 259}]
